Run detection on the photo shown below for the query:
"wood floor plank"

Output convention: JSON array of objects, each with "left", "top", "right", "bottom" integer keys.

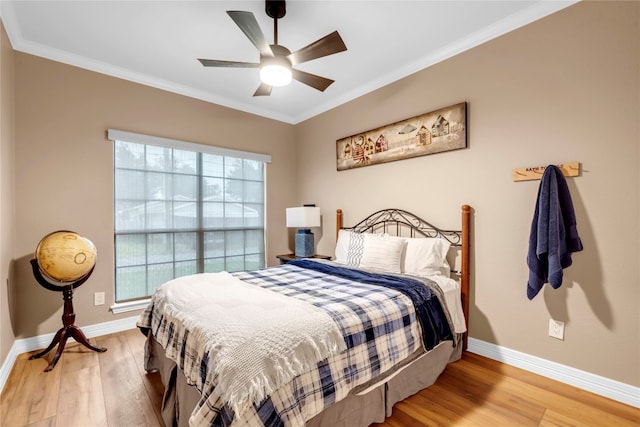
[
  {"left": 409, "top": 360, "right": 543, "bottom": 427},
  {"left": 55, "top": 365, "right": 107, "bottom": 427},
  {"left": 449, "top": 355, "right": 639, "bottom": 427},
  {"left": 123, "top": 328, "right": 166, "bottom": 421},
  {"left": 441, "top": 362, "right": 546, "bottom": 424},
  {"left": 25, "top": 416, "right": 56, "bottom": 427},
  {"left": 3, "top": 351, "right": 61, "bottom": 426},
  {"left": 461, "top": 352, "right": 639, "bottom": 421},
  {"left": 0, "top": 352, "right": 27, "bottom": 425},
  {"left": 59, "top": 341, "right": 101, "bottom": 373},
  {"left": 425, "top": 380, "right": 537, "bottom": 427},
  {"left": 97, "top": 332, "right": 163, "bottom": 427},
  {"left": 538, "top": 408, "right": 596, "bottom": 427},
  {"left": 386, "top": 404, "right": 439, "bottom": 427},
  {"left": 393, "top": 397, "right": 470, "bottom": 427}
]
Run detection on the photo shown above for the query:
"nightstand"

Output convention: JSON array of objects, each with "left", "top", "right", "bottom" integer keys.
[{"left": 276, "top": 253, "right": 332, "bottom": 264}]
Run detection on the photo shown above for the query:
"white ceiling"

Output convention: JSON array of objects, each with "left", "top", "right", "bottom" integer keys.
[{"left": 1, "top": 1, "right": 576, "bottom": 124}]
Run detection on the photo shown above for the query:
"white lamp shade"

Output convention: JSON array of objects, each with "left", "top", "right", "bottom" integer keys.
[{"left": 286, "top": 207, "right": 321, "bottom": 228}]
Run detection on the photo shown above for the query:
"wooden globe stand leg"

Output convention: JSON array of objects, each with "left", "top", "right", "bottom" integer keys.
[{"left": 29, "top": 285, "right": 107, "bottom": 372}]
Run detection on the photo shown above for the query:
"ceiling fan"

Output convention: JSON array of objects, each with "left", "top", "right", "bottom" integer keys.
[{"left": 198, "top": 0, "right": 347, "bottom": 97}]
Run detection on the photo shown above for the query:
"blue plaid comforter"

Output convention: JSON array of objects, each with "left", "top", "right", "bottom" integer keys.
[{"left": 138, "top": 261, "right": 455, "bottom": 427}]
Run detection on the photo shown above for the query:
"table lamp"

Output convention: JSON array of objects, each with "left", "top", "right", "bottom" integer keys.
[{"left": 286, "top": 206, "right": 321, "bottom": 257}]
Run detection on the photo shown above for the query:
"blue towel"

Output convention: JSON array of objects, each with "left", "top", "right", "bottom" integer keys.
[{"left": 527, "top": 165, "right": 583, "bottom": 300}]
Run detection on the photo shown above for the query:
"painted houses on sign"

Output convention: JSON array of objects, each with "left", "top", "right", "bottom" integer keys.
[{"left": 336, "top": 102, "right": 467, "bottom": 171}]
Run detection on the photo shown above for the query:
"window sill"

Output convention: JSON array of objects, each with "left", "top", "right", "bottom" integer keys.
[{"left": 110, "top": 298, "right": 151, "bottom": 314}]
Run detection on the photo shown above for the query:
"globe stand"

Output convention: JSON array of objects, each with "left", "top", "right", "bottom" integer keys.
[{"left": 29, "top": 259, "right": 107, "bottom": 372}]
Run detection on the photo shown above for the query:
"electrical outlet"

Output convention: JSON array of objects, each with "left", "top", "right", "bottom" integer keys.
[
  {"left": 548, "top": 319, "right": 565, "bottom": 340},
  {"left": 94, "top": 292, "right": 105, "bottom": 306}
]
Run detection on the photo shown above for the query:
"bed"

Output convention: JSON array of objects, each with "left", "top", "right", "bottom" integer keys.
[{"left": 138, "top": 205, "right": 471, "bottom": 427}]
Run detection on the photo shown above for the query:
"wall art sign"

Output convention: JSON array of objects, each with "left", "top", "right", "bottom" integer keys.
[{"left": 336, "top": 102, "right": 467, "bottom": 171}]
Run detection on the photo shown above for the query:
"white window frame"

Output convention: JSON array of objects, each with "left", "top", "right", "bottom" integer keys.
[{"left": 107, "top": 129, "right": 271, "bottom": 313}]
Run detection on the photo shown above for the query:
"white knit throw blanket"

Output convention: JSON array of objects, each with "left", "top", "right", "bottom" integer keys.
[{"left": 153, "top": 272, "right": 346, "bottom": 417}]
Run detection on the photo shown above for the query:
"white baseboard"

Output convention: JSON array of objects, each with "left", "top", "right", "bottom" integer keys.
[
  {"left": 0, "top": 315, "right": 139, "bottom": 393},
  {"left": 467, "top": 337, "right": 640, "bottom": 408},
  {"left": 0, "top": 343, "right": 20, "bottom": 396}
]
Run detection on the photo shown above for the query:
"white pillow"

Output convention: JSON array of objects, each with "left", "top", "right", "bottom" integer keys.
[
  {"left": 334, "top": 230, "right": 366, "bottom": 266},
  {"left": 404, "top": 237, "right": 451, "bottom": 277},
  {"left": 359, "top": 233, "right": 406, "bottom": 274},
  {"left": 334, "top": 229, "right": 350, "bottom": 264}
]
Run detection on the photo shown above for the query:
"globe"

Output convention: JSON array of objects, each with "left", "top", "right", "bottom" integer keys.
[
  {"left": 30, "top": 230, "right": 105, "bottom": 372},
  {"left": 35, "top": 230, "right": 97, "bottom": 285}
]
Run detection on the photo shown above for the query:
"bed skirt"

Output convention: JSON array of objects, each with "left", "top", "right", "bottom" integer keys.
[{"left": 145, "top": 334, "right": 462, "bottom": 427}]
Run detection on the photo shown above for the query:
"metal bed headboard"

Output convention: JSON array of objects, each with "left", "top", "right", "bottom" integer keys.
[{"left": 337, "top": 208, "right": 463, "bottom": 246}]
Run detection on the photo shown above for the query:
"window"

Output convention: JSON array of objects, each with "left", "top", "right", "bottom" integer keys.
[{"left": 109, "top": 130, "right": 271, "bottom": 303}]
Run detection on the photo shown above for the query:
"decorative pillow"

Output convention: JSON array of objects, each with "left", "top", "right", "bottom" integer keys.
[
  {"left": 334, "top": 229, "right": 350, "bottom": 264},
  {"left": 359, "top": 233, "right": 406, "bottom": 274},
  {"left": 334, "top": 230, "right": 365, "bottom": 266},
  {"left": 404, "top": 237, "right": 451, "bottom": 277}
]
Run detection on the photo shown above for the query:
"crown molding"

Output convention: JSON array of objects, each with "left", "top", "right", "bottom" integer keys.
[{"left": 1, "top": 1, "right": 578, "bottom": 125}]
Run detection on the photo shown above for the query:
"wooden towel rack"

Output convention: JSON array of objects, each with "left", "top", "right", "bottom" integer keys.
[{"left": 512, "top": 162, "right": 580, "bottom": 182}]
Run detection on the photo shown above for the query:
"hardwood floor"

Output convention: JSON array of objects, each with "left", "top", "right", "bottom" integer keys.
[
  {"left": 0, "top": 329, "right": 163, "bottom": 427},
  {"left": 1, "top": 329, "right": 638, "bottom": 427}
]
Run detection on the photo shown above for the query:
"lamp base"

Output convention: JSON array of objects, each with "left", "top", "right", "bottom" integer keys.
[{"left": 295, "top": 229, "right": 315, "bottom": 258}]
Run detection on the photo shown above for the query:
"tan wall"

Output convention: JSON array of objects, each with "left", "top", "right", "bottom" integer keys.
[
  {"left": 295, "top": 1, "right": 639, "bottom": 387},
  {"left": 12, "top": 52, "right": 296, "bottom": 339},
  {"left": 0, "top": 22, "right": 16, "bottom": 364}
]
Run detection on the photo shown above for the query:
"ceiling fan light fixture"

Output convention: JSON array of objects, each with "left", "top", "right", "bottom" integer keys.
[
  {"left": 199, "top": 1, "right": 347, "bottom": 96},
  {"left": 260, "top": 56, "right": 292, "bottom": 87}
]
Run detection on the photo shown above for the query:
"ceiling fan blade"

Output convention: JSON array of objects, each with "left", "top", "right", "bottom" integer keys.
[
  {"left": 253, "top": 82, "right": 272, "bottom": 97},
  {"left": 291, "top": 69, "right": 335, "bottom": 92},
  {"left": 227, "top": 11, "right": 274, "bottom": 58},
  {"left": 198, "top": 58, "right": 260, "bottom": 68},
  {"left": 288, "top": 31, "right": 347, "bottom": 65}
]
